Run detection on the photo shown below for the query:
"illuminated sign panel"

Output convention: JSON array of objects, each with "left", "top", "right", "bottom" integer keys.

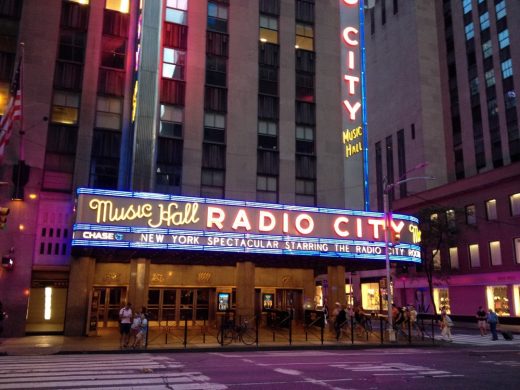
[
  {"left": 340, "top": 0, "right": 369, "bottom": 210},
  {"left": 72, "top": 188, "right": 422, "bottom": 263}
]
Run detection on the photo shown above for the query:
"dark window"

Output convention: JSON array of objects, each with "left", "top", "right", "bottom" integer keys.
[
  {"left": 259, "top": 43, "right": 279, "bottom": 67},
  {"left": 393, "top": 0, "right": 398, "bottom": 15},
  {"left": 101, "top": 36, "right": 126, "bottom": 69},
  {"left": 260, "top": 0, "right": 281, "bottom": 15},
  {"left": 397, "top": 129, "right": 406, "bottom": 197},
  {"left": 296, "top": 72, "right": 314, "bottom": 102},
  {"left": 0, "top": 51, "right": 15, "bottom": 81},
  {"left": 103, "top": 9, "right": 129, "bottom": 38},
  {"left": 202, "top": 143, "right": 226, "bottom": 169},
  {"left": 163, "top": 22, "right": 188, "bottom": 49},
  {"left": 295, "top": 154, "right": 315, "bottom": 179},
  {"left": 161, "top": 79, "right": 186, "bottom": 105},
  {"left": 58, "top": 30, "right": 86, "bottom": 63},
  {"left": 156, "top": 137, "right": 183, "bottom": 194},
  {"left": 386, "top": 135, "right": 394, "bottom": 204},
  {"left": 89, "top": 129, "right": 121, "bottom": 189},
  {"left": 207, "top": 32, "right": 229, "bottom": 57},
  {"left": 295, "top": 0, "right": 314, "bottom": 23},
  {"left": 295, "top": 50, "right": 315, "bottom": 73},
  {"left": 45, "top": 125, "right": 78, "bottom": 174},
  {"left": 259, "top": 65, "right": 278, "bottom": 96},
  {"left": 54, "top": 61, "right": 83, "bottom": 90},
  {"left": 454, "top": 147, "right": 465, "bottom": 179},
  {"left": 257, "top": 150, "right": 279, "bottom": 175},
  {"left": 206, "top": 55, "right": 227, "bottom": 87},
  {"left": 258, "top": 95, "right": 279, "bottom": 120},
  {"left": 375, "top": 142, "right": 383, "bottom": 211},
  {"left": 296, "top": 102, "right": 315, "bottom": 125},
  {"left": 61, "top": 1, "right": 89, "bottom": 30},
  {"left": 98, "top": 68, "right": 125, "bottom": 96},
  {"left": 382, "top": 0, "right": 386, "bottom": 25},
  {"left": 370, "top": 7, "right": 375, "bottom": 35},
  {"left": 204, "top": 86, "right": 227, "bottom": 112}
]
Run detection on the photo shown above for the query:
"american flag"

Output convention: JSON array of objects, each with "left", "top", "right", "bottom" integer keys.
[{"left": 0, "top": 61, "right": 22, "bottom": 164}]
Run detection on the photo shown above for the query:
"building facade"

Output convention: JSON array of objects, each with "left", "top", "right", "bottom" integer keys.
[
  {"left": 0, "top": 0, "right": 407, "bottom": 337},
  {"left": 366, "top": 0, "right": 520, "bottom": 317}
]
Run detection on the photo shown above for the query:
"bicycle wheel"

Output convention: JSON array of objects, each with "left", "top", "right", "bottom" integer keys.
[
  {"left": 217, "top": 328, "right": 234, "bottom": 345},
  {"left": 240, "top": 327, "right": 256, "bottom": 345}
]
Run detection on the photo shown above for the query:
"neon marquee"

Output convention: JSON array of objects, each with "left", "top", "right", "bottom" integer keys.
[{"left": 72, "top": 188, "right": 422, "bottom": 263}]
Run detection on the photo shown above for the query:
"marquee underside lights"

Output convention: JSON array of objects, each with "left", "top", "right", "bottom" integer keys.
[{"left": 72, "top": 188, "right": 422, "bottom": 263}]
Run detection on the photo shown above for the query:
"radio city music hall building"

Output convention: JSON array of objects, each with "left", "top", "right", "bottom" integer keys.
[{"left": 0, "top": 0, "right": 423, "bottom": 336}]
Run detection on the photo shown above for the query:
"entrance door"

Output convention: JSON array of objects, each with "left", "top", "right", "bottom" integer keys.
[
  {"left": 147, "top": 288, "right": 212, "bottom": 326},
  {"left": 93, "top": 287, "right": 127, "bottom": 328},
  {"left": 276, "top": 289, "right": 303, "bottom": 321}
]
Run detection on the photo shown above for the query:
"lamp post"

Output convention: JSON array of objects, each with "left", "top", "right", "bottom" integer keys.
[{"left": 383, "top": 174, "right": 434, "bottom": 341}]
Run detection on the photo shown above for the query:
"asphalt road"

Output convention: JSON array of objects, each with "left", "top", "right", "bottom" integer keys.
[{"left": 0, "top": 346, "right": 519, "bottom": 389}]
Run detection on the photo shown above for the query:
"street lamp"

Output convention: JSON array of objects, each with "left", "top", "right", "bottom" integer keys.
[{"left": 383, "top": 174, "right": 434, "bottom": 341}]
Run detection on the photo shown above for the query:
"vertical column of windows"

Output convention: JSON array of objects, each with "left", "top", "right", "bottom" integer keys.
[
  {"left": 202, "top": 0, "right": 228, "bottom": 199},
  {"left": 157, "top": 0, "right": 188, "bottom": 194},
  {"left": 44, "top": 0, "right": 89, "bottom": 192},
  {"left": 257, "top": 0, "right": 280, "bottom": 203},
  {"left": 375, "top": 142, "right": 383, "bottom": 211},
  {"left": 385, "top": 135, "right": 394, "bottom": 206},
  {"left": 294, "top": 0, "right": 315, "bottom": 206},
  {"left": 396, "top": 129, "right": 406, "bottom": 197},
  {"left": 493, "top": 0, "right": 519, "bottom": 163},
  {"left": 444, "top": 0, "right": 464, "bottom": 179},
  {"left": 89, "top": 1, "right": 129, "bottom": 189}
]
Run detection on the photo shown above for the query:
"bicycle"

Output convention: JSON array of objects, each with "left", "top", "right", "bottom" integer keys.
[{"left": 217, "top": 319, "right": 256, "bottom": 345}]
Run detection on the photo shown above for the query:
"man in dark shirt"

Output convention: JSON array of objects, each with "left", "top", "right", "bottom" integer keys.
[{"left": 476, "top": 306, "right": 487, "bottom": 336}]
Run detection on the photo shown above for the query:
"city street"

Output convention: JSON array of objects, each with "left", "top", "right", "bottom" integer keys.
[{"left": 0, "top": 346, "right": 519, "bottom": 389}]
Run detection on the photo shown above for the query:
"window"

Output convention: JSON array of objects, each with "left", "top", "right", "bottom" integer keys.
[
  {"left": 208, "top": 2, "right": 228, "bottom": 33},
  {"left": 479, "top": 12, "right": 489, "bottom": 30},
  {"left": 51, "top": 91, "right": 80, "bottom": 124},
  {"left": 259, "top": 15, "right": 278, "bottom": 44},
  {"left": 90, "top": 129, "right": 121, "bottom": 189},
  {"left": 515, "top": 238, "right": 520, "bottom": 264},
  {"left": 201, "top": 168, "right": 225, "bottom": 198},
  {"left": 166, "top": 0, "right": 188, "bottom": 25},
  {"left": 466, "top": 204, "right": 476, "bottom": 225},
  {"left": 511, "top": 193, "right": 520, "bottom": 216},
  {"left": 96, "top": 97, "right": 122, "bottom": 129},
  {"left": 449, "top": 247, "right": 459, "bottom": 269},
  {"left": 433, "top": 250, "right": 441, "bottom": 271},
  {"left": 296, "top": 179, "right": 315, "bottom": 196},
  {"left": 430, "top": 213, "right": 438, "bottom": 222},
  {"left": 296, "top": 23, "right": 314, "bottom": 51},
  {"left": 258, "top": 121, "right": 277, "bottom": 150},
  {"left": 161, "top": 104, "right": 183, "bottom": 138},
  {"left": 464, "top": 23, "right": 474, "bottom": 40},
  {"left": 486, "top": 199, "right": 497, "bottom": 220},
  {"left": 58, "top": 30, "right": 86, "bottom": 63},
  {"left": 501, "top": 59, "right": 513, "bottom": 79},
  {"left": 361, "top": 283, "right": 381, "bottom": 311},
  {"left": 106, "top": 0, "right": 129, "bottom": 13},
  {"left": 446, "top": 209, "right": 456, "bottom": 228},
  {"left": 206, "top": 55, "right": 227, "bottom": 87},
  {"left": 156, "top": 135, "right": 183, "bottom": 194},
  {"left": 484, "top": 69, "right": 495, "bottom": 87},
  {"left": 204, "top": 112, "right": 225, "bottom": 143},
  {"left": 469, "top": 77, "right": 479, "bottom": 95},
  {"left": 257, "top": 175, "right": 277, "bottom": 201},
  {"left": 101, "top": 37, "right": 126, "bottom": 69},
  {"left": 163, "top": 48, "right": 186, "bottom": 80},
  {"left": 433, "top": 288, "right": 450, "bottom": 314},
  {"left": 498, "top": 29, "right": 510, "bottom": 49},
  {"left": 296, "top": 125, "right": 314, "bottom": 154},
  {"left": 469, "top": 244, "right": 480, "bottom": 267},
  {"left": 462, "top": 0, "right": 472, "bottom": 14},
  {"left": 486, "top": 286, "right": 510, "bottom": 316},
  {"left": 482, "top": 40, "right": 492, "bottom": 59},
  {"left": 489, "top": 241, "right": 502, "bottom": 266},
  {"left": 495, "top": 0, "right": 506, "bottom": 20}
]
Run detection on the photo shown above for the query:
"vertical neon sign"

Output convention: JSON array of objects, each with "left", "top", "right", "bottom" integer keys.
[{"left": 340, "top": 0, "right": 369, "bottom": 211}]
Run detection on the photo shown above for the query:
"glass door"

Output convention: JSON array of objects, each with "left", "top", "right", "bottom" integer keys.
[{"left": 94, "top": 287, "right": 126, "bottom": 328}]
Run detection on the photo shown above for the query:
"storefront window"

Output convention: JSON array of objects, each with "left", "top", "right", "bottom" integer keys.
[
  {"left": 486, "top": 286, "right": 510, "bottom": 316},
  {"left": 433, "top": 288, "right": 450, "bottom": 314},
  {"left": 361, "top": 283, "right": 380, "bottom": 311},
  {"left": 345, "top": 284, "right": 353, "bottom": 307},
  {"left": 514, "top": 285, "right": 520, "bottom": 316}
]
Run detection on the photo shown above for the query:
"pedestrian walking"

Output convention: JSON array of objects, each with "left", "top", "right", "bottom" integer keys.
[
  {"left": 334, "top": 303, "right": 347, "bottom": 340},
  {"left": 440, "top": 311, "right": 453, "bottom": 341},
  {"left": 119, "top": 302, "right": 133, "bottom": 348},
  {"left": 476, "top": 306, "right": 487, "bottom": 336},
  {"left": 487, "top": 309, "right": 499, "bottom": 341}
]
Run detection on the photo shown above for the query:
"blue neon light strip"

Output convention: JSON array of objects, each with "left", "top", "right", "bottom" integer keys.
[{"left": 76, "top": 187, "right": 418, "bottom": 223}]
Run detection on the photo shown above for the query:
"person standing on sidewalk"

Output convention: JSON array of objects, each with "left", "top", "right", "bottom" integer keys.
[
  {"left": 487, "top": 309, "right": 499, "bottom": 341},
  {"left": 119, "top": 302, "right": 133, "bottom": 348},
  {"left": 440, "top": 311, "right": 453, "bottom": 342},
  {"left": 476, "top": 306, "right": 487, "bottom": 336}
]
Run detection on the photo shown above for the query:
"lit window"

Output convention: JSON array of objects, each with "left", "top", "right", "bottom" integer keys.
[
  {"left": 449, "top": 247, "right": 459, "bottom": 269},
  {"left": 484, "top": 69, "right": 495, "bottom": 87},
  {"left": 489, "top": 241, "right": 502, "bottom": 266},
  {"left": 361, "top": 283, "right": 381, "bottom": 311},
  {"left": 96, "top": 97, "right": 122, "bottom": 129},
  {"left": 160, "top": 105, "right": 183, "bottom": 138},
  {"left": 498, "top": 29, "right": 510, "bottom": 49},
  {"left": 469, "top": 78, "right": 479, "bottom": 96},
  {"left": 259, "top": 15, "right": 279, "bottom": 44},
  {"left": 166, "top": 0, "right": 188, "bottom": 25},
  {"left": 515, "top": 238, "right": 520, "bottom": 264},
  {"left": 163, "top": 48, "right": 186, "bottom": 80},
  {"left": 44, "top": 287, "right": 52, "bottom": 320},
  {"left": 51, "top": 91, "right": 80, "bottom": 124},
  {"left": 486, "top": 286, "right": 510, "bottom": 316},
  {"left": 464, "top": 22, "right": 474, "bottom": 40},
  {"left": 486, "top": 199, "right": 497, "bottom": 220},
  {"left": 433, "top": 250, "right": 441, "bottom": 270},
  {"left": 469, "top": 243, "right": 480, "bottom": 267},
  {"left": 430, "top": 213, "right": 438, "bottom": 222},
  {"left": 495, "top": 0, "right": 506, "bottom": 20},
  {"left": 434, "top": 288, "right": 450, "bottom": 314},
  {"left": 296, "top": 23, "right": 314, "bottom": 50},
  {"left": 105, "top": 0, "right": 129, "bottom": 13},
  {"left": 514, "top": 284, "right": 520, "bottom": 316},
  {"left": 482, "top": 40, "right": 492, "bottom": 59},
  {"left": 479, "top": 12, "right": 489, "bottom": 31},
  {"left": 68, "top": 0, "right": 89, "bottom": 4},
  {"left": 208, "top": 2, "right": 228, "bottom": 33},
  {"left": 510, "top": 193, "right": 520, "bottom": 216},
  {"left": 446, "top": 209, "right": 456, "bottom": 228},
  {"left": 465, "top": 204, "right": 476, "bottom": 225},
  {"left": 501, "top": 59, "right": 513, "bottom": 79},
  {"left": 462, "top": 0, "right": 472, "bottom": 14}
]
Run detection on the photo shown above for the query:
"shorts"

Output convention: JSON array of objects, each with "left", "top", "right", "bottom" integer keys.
[
  {"left": 119, "top": 323, "right": 131, "bottom": 335},
  {"left": 478, "top": 320, "right": 487, "bottom": 327}
]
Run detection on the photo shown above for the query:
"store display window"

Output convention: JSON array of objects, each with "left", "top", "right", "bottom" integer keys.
[
  {"left": 433, "top": 288, "right": 451, "bottom": 314},
  {"left": 361, "top": 283, "right": 380, "bottom": 311},
  {"left": 486, "top": 286, "right": 510, "bottom": 316}
]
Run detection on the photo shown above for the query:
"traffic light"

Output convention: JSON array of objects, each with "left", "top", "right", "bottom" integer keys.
[{"left": 0, "top": 207, "right": 9, "bottom": 229}]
